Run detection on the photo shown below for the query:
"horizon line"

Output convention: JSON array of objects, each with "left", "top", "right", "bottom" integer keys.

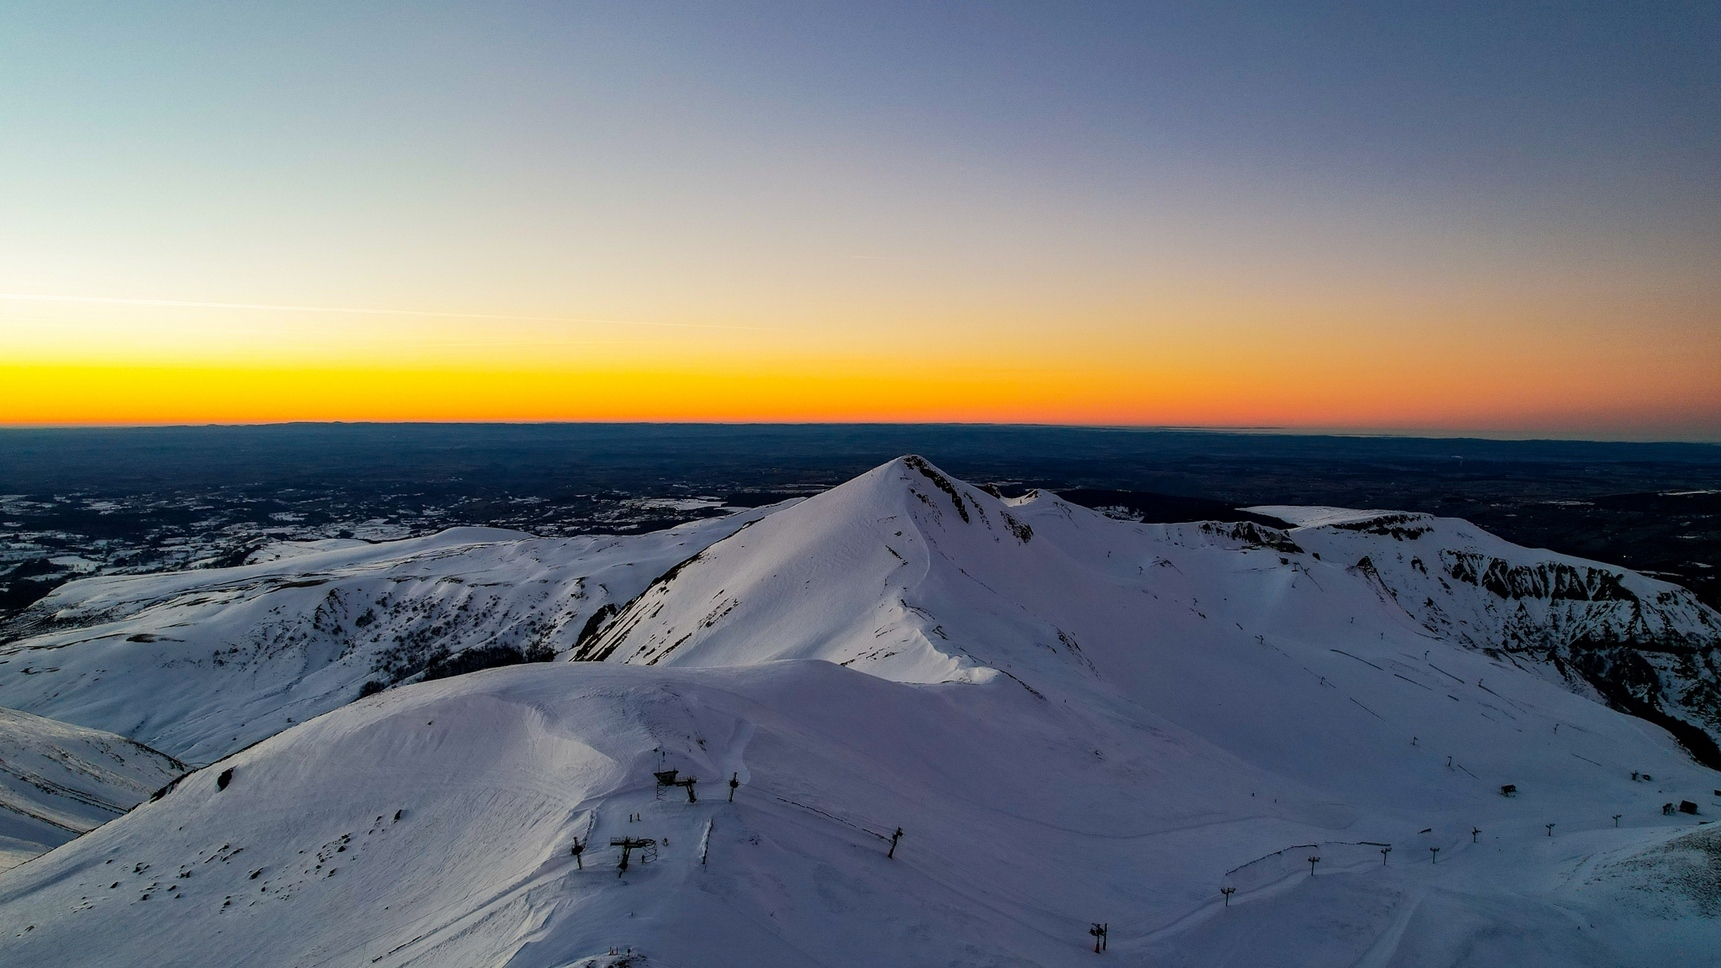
[{"left": 1, "top": 419, "right": 1717, "bottom": 447}]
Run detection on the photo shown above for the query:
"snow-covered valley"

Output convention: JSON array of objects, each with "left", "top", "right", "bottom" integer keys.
[
  {"left": 1, "top": 457, "right": 1718, "bottom": 966},
  {"left": 0, "top": 707, "right": 183, "bottom": 873},
  {"left": 0, "top": 510, "right": 771, "bottom": 765}
]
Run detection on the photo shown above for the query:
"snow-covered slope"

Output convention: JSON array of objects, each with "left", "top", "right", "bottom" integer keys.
[
  {"left": 1, "top": 640, "right": 1716, "bottom": 966},
  {"left": 2, "top": 457, "right": 1719, "bottom": 966},
  {"left": 582, "top": 457, "right": 1721, "bottom": 764},
  {"left": 0, "top": 511, "right": 772, "bottom": 765},
  {"left": 1251, "top": 505, "right": 1721, "bottom": 765},
  {"left": 0, "top": 706, "right": 183, "bottom": 872}
]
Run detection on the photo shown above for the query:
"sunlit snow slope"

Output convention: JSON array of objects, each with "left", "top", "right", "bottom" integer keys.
[{"left": 2, "top": 457, "right": 1719, "bottom": 967}]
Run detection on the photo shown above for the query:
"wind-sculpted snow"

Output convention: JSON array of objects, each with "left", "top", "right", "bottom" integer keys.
[
  {"left": 2, "top": 457, "right": 1720, "bottom": 965},
  {"left": 0, "top": 512, "right": 772, "bottom": 765}
]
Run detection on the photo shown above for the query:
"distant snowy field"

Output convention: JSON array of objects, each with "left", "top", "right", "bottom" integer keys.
[{"left": 1, "top": 458, "right": 1718, "bottom": 966}]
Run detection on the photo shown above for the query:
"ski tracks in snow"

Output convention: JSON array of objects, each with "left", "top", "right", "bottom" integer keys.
[{"left": 1349, "top": 888, "right": 1422, "bottom": 968}]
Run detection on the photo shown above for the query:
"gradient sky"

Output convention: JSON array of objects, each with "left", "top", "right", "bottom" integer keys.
[{"left": 2, "top": 2, "right": 1718, "bottom": 437}]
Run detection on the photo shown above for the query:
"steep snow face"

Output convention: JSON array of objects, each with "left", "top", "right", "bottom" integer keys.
[
  {"left": 1252, "top": 507, "right": 1721, "bottom": 765},
  {"left": 575, "top": 456, "right": 1043, "bottom": 683},
  {"left": 0, "top": 511, "right": 771, "bottom": 765},
  {"left": 0, "top": 707, "right": 183, "bottom": 872},
  {"left": 577, "top": 456, "right": 1311, "bottom": 693}
]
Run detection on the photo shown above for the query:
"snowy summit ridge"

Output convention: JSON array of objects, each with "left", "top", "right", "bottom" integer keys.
[{"left": 2, "top": 456, "right": 1720, "bottom": 967}]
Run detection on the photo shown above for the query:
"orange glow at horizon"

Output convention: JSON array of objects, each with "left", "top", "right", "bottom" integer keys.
[
  {"left": 6, "top": 357, "right": 1717, "bottom": 439},
  {"left": 4, "top": 263, "right": 1718, "bottom": 438}
]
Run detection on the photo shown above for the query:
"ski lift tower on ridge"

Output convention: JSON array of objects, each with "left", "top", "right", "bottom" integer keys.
[
  {"left": 652, "top": 747, "right": 698, "bottom": 802},
  {"left": 655, "top": 768, "right": 699, "bottom": 802},
  {"left": 610, "top": 837, "right": 657, "bottom": 877}
]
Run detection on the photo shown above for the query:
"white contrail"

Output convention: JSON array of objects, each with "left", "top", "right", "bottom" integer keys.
[{"left": 0, "top": 292, "right": 770, "bottom": 331}]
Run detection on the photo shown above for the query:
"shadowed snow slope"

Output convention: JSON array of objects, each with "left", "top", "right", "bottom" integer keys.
[
  {"left": 0, "top": 707, "right": 183, "bottom": 872},
  {"left": 1249, "top": 505, "right": 1721, "bottom": 765},
  {"left": 1, "top": 457, "right": 1720, "bottom": 966}
]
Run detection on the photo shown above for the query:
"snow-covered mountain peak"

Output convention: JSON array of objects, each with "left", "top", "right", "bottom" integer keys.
[
  {"left": 4, "top": 459, "right": 1721, "bottom": 966},
  {"left": 570, "top": 455, "right": 1045, "bottom": 684},
  {"left": 570, "top": 460, "right": 1721, "bottom": 767},
  {"left": 845, "top": 454, "right": 1040, "bottom": 542}
]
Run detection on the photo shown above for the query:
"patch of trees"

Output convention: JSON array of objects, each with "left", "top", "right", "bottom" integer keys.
[
  {"left": 419, "top": 642, "right": 556, "bottom": 683},
  {"left": 359, "top": 641, "right": 557, "bottom": 696}
]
